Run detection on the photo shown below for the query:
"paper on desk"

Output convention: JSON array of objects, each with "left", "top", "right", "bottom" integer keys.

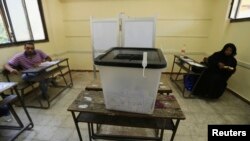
[
  {"left": 0, "top": 83, "right": 8, "bottom": 90},
  {"left": 39, "top": 60, "right": 60, "bottom": 67},
  {"left": 0, "top": 82, "right": 15, "bottom": 93},
  {"left": 183, "top": 58, "right": 194, "bottom": 62},
  {"left": 188, "top": 62, "right": 205, "bottom": 67},
  {"left": 0, "top": 82, "right": 13, "bottom": 90}
]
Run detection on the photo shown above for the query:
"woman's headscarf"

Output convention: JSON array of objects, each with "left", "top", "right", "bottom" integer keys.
[{"left": 220, "top": 43, "right": 237, "bottom": 56}]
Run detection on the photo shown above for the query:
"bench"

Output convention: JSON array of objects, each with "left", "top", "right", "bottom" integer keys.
[{"left": 1, "top": 58, "right": 73, "bottom": 109}]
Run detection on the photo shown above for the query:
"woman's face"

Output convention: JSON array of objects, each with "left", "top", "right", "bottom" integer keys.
[{"left": 224, "top": 47, "right": 233, "bottom": 56}]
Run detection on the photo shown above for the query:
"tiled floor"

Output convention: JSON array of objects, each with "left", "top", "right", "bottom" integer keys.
[{"left": 1, "top": 72, "right": 249, "bottom": 141}]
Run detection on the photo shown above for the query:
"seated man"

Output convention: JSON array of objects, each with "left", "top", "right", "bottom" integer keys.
[
  {"left": 4, "top": 42, "right": 52, "bottom": 99},
  {"left": 192, "top": 43, "right": 237, "bottom": 99}
]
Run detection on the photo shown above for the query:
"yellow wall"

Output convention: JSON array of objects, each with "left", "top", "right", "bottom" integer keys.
[
  {"left": 61, "top": 0, "right": 214, "bottom": 70},
  {"left": 208, "top": 0, "right": 250, "bottom": 101},
  {"left": 42, "top": 0, "right": 67, "bottom": 57}
]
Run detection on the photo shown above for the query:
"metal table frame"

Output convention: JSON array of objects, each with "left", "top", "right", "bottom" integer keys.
[
  {"left": 170, "top": 54, "right": 205, "bottom": 98},
  {"left": 68, "top": 91, "right": 185, "bottom": 141},
  {"left": 0, "top": 82, "right": 34, "bottom": 141},
  {"left": 17, "top": 58, "right": 73, "bottom": 109}
]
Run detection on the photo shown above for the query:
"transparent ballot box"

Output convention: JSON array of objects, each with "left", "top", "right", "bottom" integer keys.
[{"left": 94, "top": 47, "right": 167, "bottom": 114}]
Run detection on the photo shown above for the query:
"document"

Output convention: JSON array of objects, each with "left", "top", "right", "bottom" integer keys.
[
  {"left": 189, "top": 61, "right": 205, "bottom": 67},
  {"left": 0, "top": 82, "right": 15, "bottom": 92},
  {"left": 39, "top": 60, "right": 60, "bottom": 67}
]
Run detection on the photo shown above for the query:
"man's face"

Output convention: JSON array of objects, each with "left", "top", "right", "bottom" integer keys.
[{"left": 24, "top": 44, "right": 35, "bottom": 56}]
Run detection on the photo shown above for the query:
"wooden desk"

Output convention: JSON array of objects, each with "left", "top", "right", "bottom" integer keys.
[
  {"left": 0, "top": 82, "right": 33, "bottom": 141},
  {"left": 85, "top": 80, "right": 173, "bottom": 95},
  {"left": 68, "top": 91, "right": 185, "bottom": 141},
  {"left": 20, "top": 58, "right": 73, "bottom": 109},
  {"left": 22, "top": 58, "right": 73, "bottom": 84},
  {"left": 170, "top": 55, "right": 205, "bottom": 98}
]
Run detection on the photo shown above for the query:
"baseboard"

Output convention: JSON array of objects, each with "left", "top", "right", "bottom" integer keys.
[
  {"left": 71, "top": 69, "right": 99, "bottom": 72},
  {"left": 226, "top": 88, "right": 250, "bottom": 105},
  {"left": 162, "top": 72, "right": 186, "bottom": 75}
]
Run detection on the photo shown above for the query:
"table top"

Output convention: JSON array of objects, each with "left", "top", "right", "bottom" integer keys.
[
  {"left": 174, "top": 54, "right": 205, "bottom": 68},
  {"left": 68, "top": 91, "right": 185, "bottom": 120},
  {"left": 0, "top": 82, "right": 17, "bottom": 93},
  {"left": 22, "top": 58, "right": 68, "bottom": 74}
]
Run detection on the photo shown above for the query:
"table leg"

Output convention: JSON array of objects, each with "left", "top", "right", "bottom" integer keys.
[
  {"left": 87, "top": 123, "right": 93, "bottom": 141},
  {"left": 170, "top": 56, "right": 176, "bottom": 80},
  {"left": 13, "top": 87, "right": 34, "bottom": 128},
  {"left": 71, "top": 112, "right": 83, "bottom": 141},
  {"left": 170, "top": 119, "right": 180, "bottom": 141},
  {"left": 159, "top": 129, "right": 164, "bottom": 141},
  {"left": 58, "top": 64, "right": 68, "bottom": 86},
  {"left": 8, "top": 104, "right": 24, "bottom": 128},
  {"left": 154, "top": 129, "right": 159, "bottom": 137},
  {"left": 96, "top": 124, "right": 102, "bottom": 133},
  {"left": 67, "top": 60, "right": 74, "bottom": 87},
  {"left": 175, "top": 67, "right": 182, "bottom": 81}
]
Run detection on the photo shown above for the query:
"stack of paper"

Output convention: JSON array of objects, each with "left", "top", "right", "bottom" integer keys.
[
  {"left": 189, "top": 62, "right": 205, "bottom": 67},
  {"left": 39, "top": 60, "right": 60, "bottom": 67}
]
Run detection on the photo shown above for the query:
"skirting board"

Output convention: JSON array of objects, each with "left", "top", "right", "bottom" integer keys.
[{"left": 226, "top": 89, "right": 250, "bottom": 105}]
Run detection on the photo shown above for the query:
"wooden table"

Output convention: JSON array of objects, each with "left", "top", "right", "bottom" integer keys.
[
  {"left": 20, "top": 58, "right": 73, "bottom": 109},
  {"left": 68, "top": 91, "right": 185, "bottom": 141},
  {"left": 0, "top": 82, "right": 33, "bottom": 141},
  {"left": 170, "top": 55, "right": 206, "bottom": 98}
]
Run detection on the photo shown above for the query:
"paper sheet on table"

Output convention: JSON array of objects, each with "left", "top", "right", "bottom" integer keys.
[
  {"left": 0, "top": 83, "right": 10, "bottom": 90},
  {"left": 0, "top": 82, "right": 15, "bottom": 92},
  {"left": 189, "top": 62, "right": 205, "bottom": 67},
  {"left": 39, "top": 60, "right": 60, "bottom": 67}
]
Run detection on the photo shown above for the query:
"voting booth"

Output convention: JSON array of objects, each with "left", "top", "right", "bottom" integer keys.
[{"left": 90, "top": 14, "right": 156, "bottom": 78}]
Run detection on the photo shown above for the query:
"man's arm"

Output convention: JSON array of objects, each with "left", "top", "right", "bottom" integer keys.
[
  {"left": 4, "top": 63, "right": 19, "bottom": 74},
  {"left": 37, "top": 50, "right": 52, "bottom": 61}
]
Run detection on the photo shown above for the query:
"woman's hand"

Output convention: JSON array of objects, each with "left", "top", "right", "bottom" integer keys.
[
  {"left": 219, "top": 62, "right": 234, "bottom": 71},
  {"left": 218, "top": 62, "right": 225, "bottom": 69},
  {"left": 224, "top": 66, "right": 234, "bottom": 71}
]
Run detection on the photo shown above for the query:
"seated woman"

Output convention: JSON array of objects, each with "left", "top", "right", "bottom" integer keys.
[{"left": 192, "top": 43, "right": 237, "bottom": 99}]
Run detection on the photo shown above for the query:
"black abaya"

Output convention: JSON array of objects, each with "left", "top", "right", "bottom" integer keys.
[{"left": 192, "top": 51, "right": 237, "bottom": 98}]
